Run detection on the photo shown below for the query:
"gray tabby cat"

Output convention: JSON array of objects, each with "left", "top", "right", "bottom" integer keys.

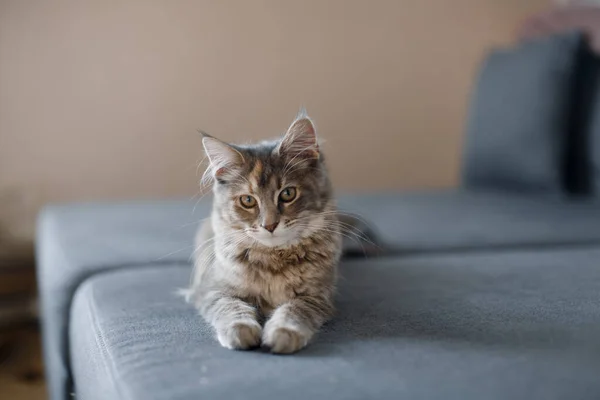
[{"left": 186, "top": 111, "right": 342, "bottom": 354}]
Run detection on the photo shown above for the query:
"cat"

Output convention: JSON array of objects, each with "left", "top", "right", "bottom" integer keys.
[{"left": 185, "top": 110, "right": 343, "bottom": 354}]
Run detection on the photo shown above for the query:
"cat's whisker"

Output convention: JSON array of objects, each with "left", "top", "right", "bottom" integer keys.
[
  {"left": 159, "top": 222, "right": 240, "bottom": 263},
  {"left": 192, "top": 231, "right": 240, "bottom": 257},
  {"left": 155, "top": 244, "right": 195, "bottom": 261},
  {"left": 196, "top": 155, "right": 209, "bottom": 177},
  {"left": 192, "top": 188, "right": 213, "bottom": 214},
  {"left": 169, "top": 216, "right": 211, "bottom": 233},
  {"left": 334, "top": 211, "right": 375, "bottom": 229},
  {"left": 294, "top": 225, "right": 368, "bottom": 252},
  {"left": 295, "top": 209, "right": 377, "bottom": 236},
  {"left": 291, "top": 222, "right": 379, "bottom": 249},
  {"left": 290, "top": 213, "right": 361, "bottom": 230}
]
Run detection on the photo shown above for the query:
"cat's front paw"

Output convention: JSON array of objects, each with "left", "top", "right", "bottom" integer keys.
[
  {"left": 262, "top": 324, "right": 311, "bottom": 354},
  {"left": 216, "top": 321, "right": 262, "bottom": 350}
]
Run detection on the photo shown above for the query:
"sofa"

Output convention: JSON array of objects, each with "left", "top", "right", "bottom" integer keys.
[{"left": 37, "top": 8, "right": 600, "bottom": 400}]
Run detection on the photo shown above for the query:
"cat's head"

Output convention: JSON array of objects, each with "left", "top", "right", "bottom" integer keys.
[{"left": 202, "top": 111, "right": 334, "bottom": 248}]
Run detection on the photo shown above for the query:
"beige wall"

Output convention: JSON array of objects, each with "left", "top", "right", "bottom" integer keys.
[{"left": 0, "top": 0, "right": 549, "bottom": 238}]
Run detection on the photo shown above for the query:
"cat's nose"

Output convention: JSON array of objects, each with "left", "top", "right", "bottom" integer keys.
[{"left": 261, "top": 222, "right": 279, "bottom": 233}]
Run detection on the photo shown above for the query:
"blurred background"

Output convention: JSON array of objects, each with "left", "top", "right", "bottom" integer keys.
[
  {"left": 0, "top": 0, "right": 566, "bottom": 398},
  {"left": 0, "top": 0, "right": 554, "bottom": 240}
]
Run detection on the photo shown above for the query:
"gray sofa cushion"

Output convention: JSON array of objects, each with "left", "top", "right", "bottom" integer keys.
[
  {"left": 37, "top": 199, "right": 205, "bottom": 400},
  {"left": 37, "top": 189, "right": 600, "bottom": 400},
  {"left": 587, "top": 52, "right": 600, "bottom": 194},
  {"left": 462, "top": 31, "right": 582, "bottom": 194},
  {"left": 339, "top": 189, "right": 600, "bottom": 252},
  {"left": 70, "top": 249, "right": 600, "bottom": 400}
]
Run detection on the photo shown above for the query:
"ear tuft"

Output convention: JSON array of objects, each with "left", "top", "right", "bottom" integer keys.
[
  {"left": 277, "top": 111, "right": 319, "bottom": 159},
  {"left": 201, "top": 135, "right": 244, "bottom": 182}
]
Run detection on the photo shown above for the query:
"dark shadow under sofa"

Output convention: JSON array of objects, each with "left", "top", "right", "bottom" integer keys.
[{"left": 36, "top": 8, "right": 600, "bottom": 400}]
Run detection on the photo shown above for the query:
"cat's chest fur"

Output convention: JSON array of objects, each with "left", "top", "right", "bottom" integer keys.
[{"left": 227, "top": 242, "right": 336, "bottom": 313}]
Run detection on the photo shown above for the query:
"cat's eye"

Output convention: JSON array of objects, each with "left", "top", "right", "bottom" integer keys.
[
  {"left": 239, "top": 195, "right": 257, "bottom": 209},
  {"left": 279, "top": 187, "right": 297, "bottom": 203}
]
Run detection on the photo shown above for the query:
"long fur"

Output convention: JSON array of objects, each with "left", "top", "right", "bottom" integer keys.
[{"left": 185, "top": 111, "right": 342, "bottom": 354}]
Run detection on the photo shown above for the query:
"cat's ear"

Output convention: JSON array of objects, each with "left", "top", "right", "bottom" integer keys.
[
  {"left": 201, "top": 132, "right": 245, "bottom": 180},
  {"left": 277, "top": 110, "right": 319, "bottom": 159}
]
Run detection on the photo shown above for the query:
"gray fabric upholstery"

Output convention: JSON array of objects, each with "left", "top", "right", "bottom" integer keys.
[
  {"left": 36, "top": 200, "right": 206, "bottom": 400},
  {"left": 564, "top": 43, "right": 599, "bottom": 194},
  {"left": 462, "top": 32, "right": 582, "bottom": 193},
  {"left": 70, "top": 249, "right": 600, "bottom": 400},
  {"left": 338, "top": 189, "right": 600, "bottom": 252},
  {"left": 38, "top": 190, "right": 600, "bottom": 400},
  {"left": 588, "top": 52, "right": 600, "bottom": 193}
]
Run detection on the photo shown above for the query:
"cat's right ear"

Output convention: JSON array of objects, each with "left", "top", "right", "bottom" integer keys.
[{"left": 201, "top": 133, "right": 245, "bottom": 180}]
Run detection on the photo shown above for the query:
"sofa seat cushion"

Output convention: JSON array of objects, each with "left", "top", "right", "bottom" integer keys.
[
  {"left": 38, "top": 189, "right": 600, "bottom": 400},
  {"left": 70, "top": 249, "right": 600, "bottom": 400}
]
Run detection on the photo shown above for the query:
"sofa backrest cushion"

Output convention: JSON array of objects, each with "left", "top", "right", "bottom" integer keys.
[
  {"left": 586, "top": 52, "right": 600, "bottom": 195},
  {"left": 571, "top": 45, "right": 600, "bottom": 194},
  {"left": 462, "top": 31, "right": 583, "bottom": 194},
  {"left": 516, "top": 5, "right": 600, "bottom": 196}
]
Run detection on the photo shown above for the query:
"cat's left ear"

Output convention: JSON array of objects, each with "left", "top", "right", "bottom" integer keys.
[{"left": 277, "top": 111, "right": 319, "bottom": 159}]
